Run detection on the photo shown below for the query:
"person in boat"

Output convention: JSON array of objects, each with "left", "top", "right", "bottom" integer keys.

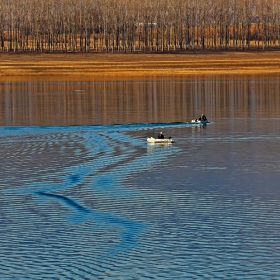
[
  {"left": 198, "top": 114, "right": 207, "bottom": 121},
  {"left": 158, "top": 132, "right": 164, "bottom": 139}
]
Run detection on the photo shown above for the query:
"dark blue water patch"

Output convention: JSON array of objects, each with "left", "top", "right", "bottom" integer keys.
[
  {"left": 35, "top": 191, "right": 90, "bottom": 213},
  {"left": 68, "top": 174, "right": 81, "bottom": 184}
]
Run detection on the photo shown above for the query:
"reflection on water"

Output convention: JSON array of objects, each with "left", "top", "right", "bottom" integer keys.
[
  {"left": 1, "top": 75, "right": 280, "bottom": 279},
  {"left": 1, "top": 74, "right": 280, "bottom": 126}
]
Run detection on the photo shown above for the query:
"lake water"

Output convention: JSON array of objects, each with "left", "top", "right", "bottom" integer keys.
[{"left": 1, "top": 75, "right": 280, "bottom": 279}]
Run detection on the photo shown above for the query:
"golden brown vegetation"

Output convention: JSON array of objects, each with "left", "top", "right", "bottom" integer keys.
[{"left": 1, "top": 52, "right": 280, "bottom": 77}]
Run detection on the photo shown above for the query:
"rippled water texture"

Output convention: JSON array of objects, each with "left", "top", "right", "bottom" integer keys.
[{"left": 1, "top": 75, "right": 280, "bottom": 279}]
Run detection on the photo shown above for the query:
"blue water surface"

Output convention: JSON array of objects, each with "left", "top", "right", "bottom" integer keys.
[{"left": 1, "top": 118, "right": 280, "bottom": 279}]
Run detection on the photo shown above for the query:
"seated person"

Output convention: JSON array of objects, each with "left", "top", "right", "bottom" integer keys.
[
  {"left": 201, "top": 114, "right": 207, "bottom": 121},
  {"left": 199, "top": 114, "right": 207, "bottom": 121},
  {"left": 158, "top": 132, "right": 164, "bottom": 139}
]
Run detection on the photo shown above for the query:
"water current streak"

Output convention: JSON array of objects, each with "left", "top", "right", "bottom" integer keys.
[{"left": 1, "top": 123, "right": 179, "bottom": 279}]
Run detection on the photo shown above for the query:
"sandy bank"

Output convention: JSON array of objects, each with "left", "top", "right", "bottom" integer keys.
[{"left": 1, "top": 52, "right": 280, "bottom": 77}]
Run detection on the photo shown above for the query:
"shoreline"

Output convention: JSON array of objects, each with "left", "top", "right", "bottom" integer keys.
[{"left": 1, "top": 52, "right": 280, "bottom": 77}]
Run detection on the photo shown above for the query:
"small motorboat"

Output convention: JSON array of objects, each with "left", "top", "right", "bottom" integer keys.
[
  {"left": 191, "top": 119, "right": 210, "bottom": 124},
  {"left": 147, "top": 137, "right": 174, "bottom": 144}
]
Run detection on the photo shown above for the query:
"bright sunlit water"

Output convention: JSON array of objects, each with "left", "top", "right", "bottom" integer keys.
[{"left": 1, "top": 75, "right": 280, "bottom": 279}]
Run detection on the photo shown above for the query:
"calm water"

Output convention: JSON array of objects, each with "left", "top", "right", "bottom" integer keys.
[{"left": 1, "top": 75, "right": 280, "bottom": 279}]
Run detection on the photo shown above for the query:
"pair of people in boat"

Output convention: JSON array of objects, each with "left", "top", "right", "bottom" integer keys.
[{"left": 195, "top": 114, "right": 207, "bottom": 122}]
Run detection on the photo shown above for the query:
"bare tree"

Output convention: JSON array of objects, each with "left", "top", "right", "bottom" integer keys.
[{"left": 0, "top": 0, "right": 279, "bottom": 53}]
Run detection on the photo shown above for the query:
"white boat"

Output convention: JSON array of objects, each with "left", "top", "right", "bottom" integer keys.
[{"left": 147, "top": 137, "right": 174, "bottom": 144}]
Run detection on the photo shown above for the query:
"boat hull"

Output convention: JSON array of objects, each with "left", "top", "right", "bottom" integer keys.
[
  {"left": 147, "top": 137, "right": 174, "bottom": 144},
  {"left": 190, "top": 120, "right": 210, "bottom": 124}
]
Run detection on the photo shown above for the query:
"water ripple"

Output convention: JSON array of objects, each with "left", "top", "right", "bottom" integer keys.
[{"left": 1, "top": 123, "right": 280, "bottom": 279}]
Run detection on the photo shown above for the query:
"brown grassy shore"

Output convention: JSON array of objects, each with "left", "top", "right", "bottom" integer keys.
[{"left": 1, "top": 51, "right": 280, "bottom": 77}]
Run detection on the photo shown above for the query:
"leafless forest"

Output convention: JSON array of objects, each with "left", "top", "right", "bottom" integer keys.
[{"left": 1, "top": 0, "right": 280, "bottom": 53}]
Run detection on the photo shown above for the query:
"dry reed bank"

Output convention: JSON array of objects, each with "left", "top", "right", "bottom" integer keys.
[{"left": 1, "top": 52, "right": 280, "bottom": 77}]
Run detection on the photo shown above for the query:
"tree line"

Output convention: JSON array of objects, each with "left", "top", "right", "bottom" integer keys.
[{"left": 1, "top": 0, "right": 280, "bottom": 53}]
